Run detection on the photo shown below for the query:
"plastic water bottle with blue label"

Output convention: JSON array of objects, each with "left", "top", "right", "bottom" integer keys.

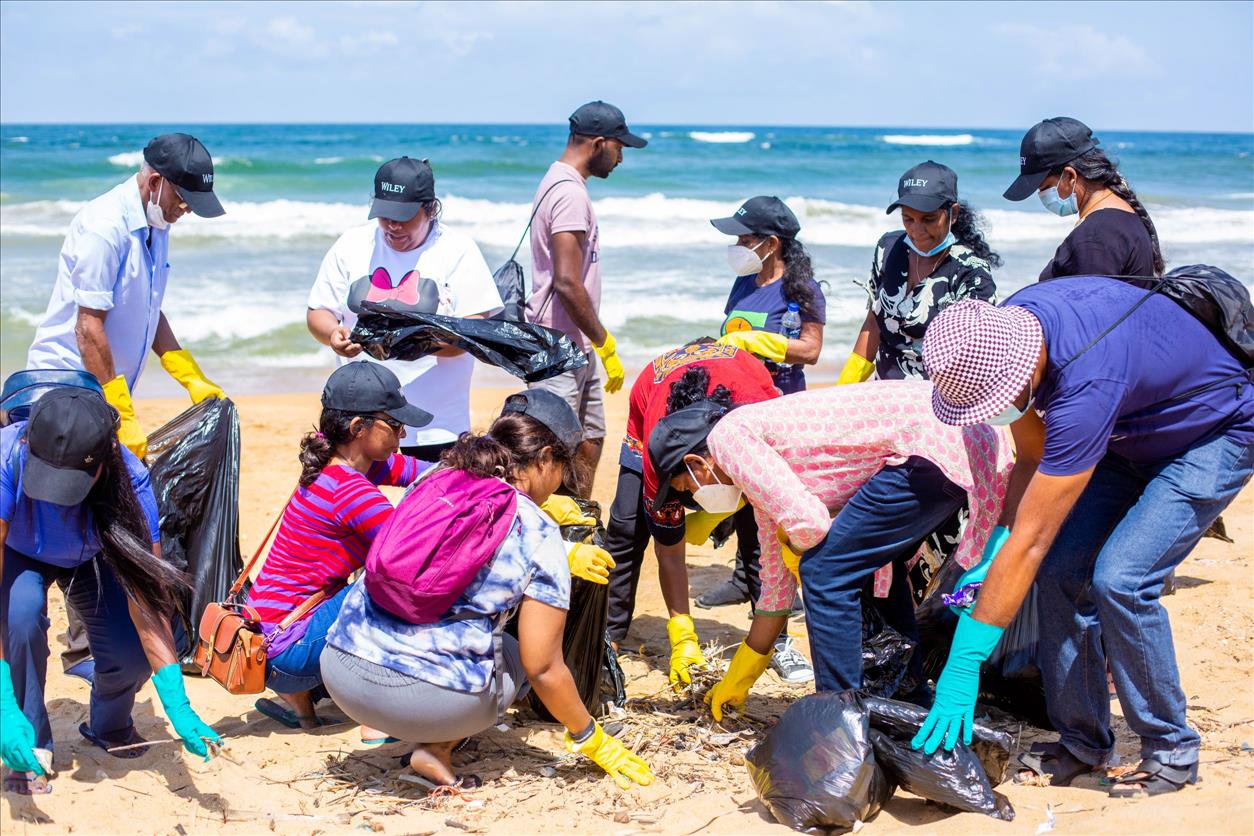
[{"left": 779, "top": 302, "right": 802, "bottom": 370}]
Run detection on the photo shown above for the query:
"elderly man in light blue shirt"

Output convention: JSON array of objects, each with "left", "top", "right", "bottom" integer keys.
[{"left": 26, "top": 133, "right": 227, "bottom": 460}]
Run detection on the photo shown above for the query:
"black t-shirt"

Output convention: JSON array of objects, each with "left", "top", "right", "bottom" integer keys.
[{"left": 1039, "top": 208, "right": 1155, "bottom": 281}]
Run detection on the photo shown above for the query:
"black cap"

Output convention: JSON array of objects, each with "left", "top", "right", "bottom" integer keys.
[
  {"left": 647, "top": 400, "right": 728, "bottom": 507},
  {"left": 369, "top": 157, "right": 436, "bottom": 222},
  {"left": 500, "top": 389, "right": 583, "bottom": 457},
  {"left": 143, "top": 133, "right": 225, "bottom": 218},
  {"left": 886, "top": 161, "right": 958, "bottom": 214},
  {"left": 1004, "top": 117, "right": 1098, "bottom": 201},
  {"left": 710, "top": 196, "right": 801, "bottom": 239},
  {"left": 22, "top": 389, "right": 116, "bottom": 506},
  {"left": 568, "top": 101, "right": 648, "bottom": 149},
  {"left": 322, "top": 362, "right": 433, "bottom": 428}
]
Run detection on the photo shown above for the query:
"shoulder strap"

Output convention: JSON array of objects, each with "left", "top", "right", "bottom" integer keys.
[
  {"left": 1053, "top": 276, "right": 1168, "bottom": 375},
  {"left": 507, "top": 179, "right": 581, "bottom": 264},
  {"left": 228, "top": 489, "right": 295, "bottom": 600}
]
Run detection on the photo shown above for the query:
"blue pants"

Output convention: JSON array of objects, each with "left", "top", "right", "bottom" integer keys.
[
  {"left": 799, "top": 458, "right": 966, "bottom": 692},
  {"left": 1, "top": 546, "right": 151, "bottom": 750},
  {"left": 265, "top": 585, "right": 349, "bottom": 694},
  {"left": 1036, "top": 431, "right": 1253, "bottom": 768}
]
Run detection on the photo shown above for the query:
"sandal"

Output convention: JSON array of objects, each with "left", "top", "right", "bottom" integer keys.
[
  {"left": 255, "top": 698, "right": 322, "bottom": 730},
  {"left": 1014, "top": 741, "right": 1098, "bottom": 787},
  {"left": 79, "top": 722, "right": 149, "bottom": 759},
  {"left": 1109, "top": 758, "right": 1198, "bottom": 798}
]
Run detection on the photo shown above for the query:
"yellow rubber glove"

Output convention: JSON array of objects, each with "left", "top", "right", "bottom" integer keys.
[
  {"left": 717, "top": 330, "right": 789, "bottom": 363},
  {"left": 593, "top": 331, "right": 625, "bottom": 394},
  {"left": 667, "top": 614, "right": 707, "bottom": 691},
  {"left": 565, "top": 722, "right": 654, "bottom": 789},
  {"left": 160, "top": 349, "right": 225, "bottom": 404},
  {"left": 102, "top": 374, "right": 148, "bottom": 460},
  {"left": 683, "top": 498, "right": 745, "bottom": 546},
  {"left": 568, "top": 542, "right": 615, "bottom": 585},
  {"left": 776, "top": 527, "right": 803, "bottom": 583},
  {"left": 837, "top": 353, "right": 875, "bottom": 385},
  {"left": 540, "top": 494, "right": 596, "bottom": 528},
  {"left": 705, "top": 641, "right": 773, "bottom": 723}
]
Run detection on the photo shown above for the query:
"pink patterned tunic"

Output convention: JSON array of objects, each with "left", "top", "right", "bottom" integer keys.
[{"left": 705, "top": 380, "right": 1014, "bottom": 615}]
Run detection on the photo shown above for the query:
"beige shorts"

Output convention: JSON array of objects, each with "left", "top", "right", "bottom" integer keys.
[{"left": 528, "top": 351, "right": 606, "bottom": 441}]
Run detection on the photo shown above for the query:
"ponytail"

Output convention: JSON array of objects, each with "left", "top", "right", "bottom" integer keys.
[
  {"left": 442, "top": 410, "right": 573, "bottom": 486},
  {"left": 298, "top": 408, "right": 368, "bottom": 487},
  {"left": 1058, "top": 147, "right": 1164, "bottom": 276}
]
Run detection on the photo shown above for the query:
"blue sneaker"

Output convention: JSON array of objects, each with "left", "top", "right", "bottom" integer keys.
[{"left": 64, "top": 658, "right": 95, "bottom": 684}]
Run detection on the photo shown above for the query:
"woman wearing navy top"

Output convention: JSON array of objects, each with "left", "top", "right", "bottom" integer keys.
[{"left": 712, "top": 197, "right": 826, "bottom": 395}]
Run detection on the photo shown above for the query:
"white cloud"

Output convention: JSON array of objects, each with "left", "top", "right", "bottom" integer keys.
[
  {"left": 339, "top": 30, "right": 399, "bottom": 52},
  {"left": 994, "top": 23, "right": 1159, "bottom": 80}
]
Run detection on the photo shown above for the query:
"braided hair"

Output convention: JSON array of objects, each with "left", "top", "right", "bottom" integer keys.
[{"left": 1056, "top": 147, "right": 1164, "bottom": 276}]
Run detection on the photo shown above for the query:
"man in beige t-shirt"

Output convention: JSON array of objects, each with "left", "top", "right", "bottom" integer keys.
[{"left": 527, "top": 101, "right": 647, "bottom": 496}]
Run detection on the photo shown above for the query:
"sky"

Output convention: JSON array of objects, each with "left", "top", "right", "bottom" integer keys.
[{"left": 2, "top": 0, "right": 1252, "bottom": 132}]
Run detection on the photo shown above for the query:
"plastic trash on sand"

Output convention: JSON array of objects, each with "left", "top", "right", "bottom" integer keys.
[
  {"left": 146, "top": 398, "right": 243, "bottom": 660},
  {"left": 860, "top": 599, "right": 915, "bottom": 699},
  {"left": 350, "top": 301, "right": 587, "bottom": 383}
]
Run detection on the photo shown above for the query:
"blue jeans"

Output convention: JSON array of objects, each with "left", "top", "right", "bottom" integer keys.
[
  {"left": 265, "top": 585, "right": 349, "bottom": 694},
  {"left": 1, "top": 547, "right": 151, "bottom": 750},
  {"left": 798, "top": 457, "right": 966, "bottom": 692},
  {"left": 1036, "top": 431, "right": 1254, "bottom": 768}
]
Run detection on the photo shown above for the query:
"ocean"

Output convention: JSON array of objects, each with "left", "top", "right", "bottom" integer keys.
[{"left": 2, "top": 123, "right": 1251, "bottom": 396}]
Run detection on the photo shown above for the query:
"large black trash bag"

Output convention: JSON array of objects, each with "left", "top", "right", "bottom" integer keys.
[
  {"left": 350, "top": 301, "right": 587, "bottom": 383},
  {"left": 145, "top": 398, "right": 243, "bottom": 661},
  {"left": 865, "top": 695, "right": 1015, "bottom": 815},
  {"left": 860, "top": 598, "right": 915, "bottom": 699},
  {"left": 746, "top": 691, "right": 894, "bottom": 833}
]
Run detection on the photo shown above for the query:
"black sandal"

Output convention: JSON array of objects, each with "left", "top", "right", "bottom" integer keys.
[
  {"left": 1014, "top": 741, "right": 1098, "bottom": 787},
  {"left": 1109, "top": 758, "right": 1198, "bottom": 798}
]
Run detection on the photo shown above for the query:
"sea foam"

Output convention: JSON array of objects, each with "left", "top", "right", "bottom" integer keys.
[
  {"left": 689, "top": 131, "right": 756, "bottom": 143},
  {"left": 881, "top": 134, "right": 976, "bottom": 146}
]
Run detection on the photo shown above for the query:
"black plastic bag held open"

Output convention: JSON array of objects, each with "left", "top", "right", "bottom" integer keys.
[{"left": 145, "top": 398, "right": 243, "bottom": 660}]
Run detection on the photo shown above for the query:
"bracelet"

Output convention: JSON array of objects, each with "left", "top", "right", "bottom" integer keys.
[{"left": 571, "top": 720, "right": 597, "bottom": 744}]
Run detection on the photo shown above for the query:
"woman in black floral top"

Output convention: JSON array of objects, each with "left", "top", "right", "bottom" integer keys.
[{"left": 840, "top": 161, "right": 1001, "bottom": 382}]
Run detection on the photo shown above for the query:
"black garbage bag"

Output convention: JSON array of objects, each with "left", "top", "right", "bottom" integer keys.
[
  {"left": 350, "top": 301, "right": 587, "bottom": 383},
  {"left": 746, "top": 691, "right": 894, "bottom": 833},
  {"left": 860, "top": 598, "right": 915, "bottom": 699},
  {"left": 145, "top": 398, "right": 243, "bottom": 661},
  {"left": 865, "top": 695, "right": 1014, "bottom": 790}
]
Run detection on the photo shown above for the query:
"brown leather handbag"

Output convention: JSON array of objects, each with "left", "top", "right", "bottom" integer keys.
[{"left": 193, "top": 493, "right": 329, "bottom": 695}]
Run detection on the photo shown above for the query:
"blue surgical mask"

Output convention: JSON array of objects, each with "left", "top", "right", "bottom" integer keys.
[
  {"left": 905, "top": 231, "right": 956, "bottom": 258},
  {"left": 987, "top": 380, "right": 1034, "bottom": 426},
  {"left": 1038, "top": 185, "right": 1078, "bottom": 217}
]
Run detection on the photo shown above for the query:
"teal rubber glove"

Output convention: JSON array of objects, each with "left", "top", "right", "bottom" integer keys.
[
  {"left": 152, "top": 663, "right": 221, "bottom": 760},
  {"left": 0, "top": 660, "right": 44, "bottom": 775},
  {"left": 911, "top": 613, "right": 1005, "bottom": 754},
  {"left": 949, "top": 525, "right": 1011, "bottom": 615}
]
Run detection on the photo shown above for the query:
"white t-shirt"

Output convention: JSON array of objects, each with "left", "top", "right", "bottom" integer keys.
[{"left": 308, "top": 221, "right": 503, "bottom": 445}]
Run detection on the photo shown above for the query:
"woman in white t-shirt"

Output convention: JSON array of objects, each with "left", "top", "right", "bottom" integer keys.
[{"left": 307, "top": 156, "right": 503, "bottom": 459}]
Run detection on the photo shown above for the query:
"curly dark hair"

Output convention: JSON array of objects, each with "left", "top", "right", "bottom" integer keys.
[
  {"left": 665, "top": 366, "right": 734, "bottom": 415},
  {"left": 441, "top": 412, "right": 573, "bottom": 485},
  {"left": 949, "top": 200, "right": 1002, "bottom": 268},
  {"left": 1053, "top": 147, "right": 1164, "bottom": 276},
  {"left": 777, "top": 237, "right": 822, "bottom": 320}
]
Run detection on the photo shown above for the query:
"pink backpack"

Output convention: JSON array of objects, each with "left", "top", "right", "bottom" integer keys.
[{"left": 364, "top": 467, "right": 519, "bottom": 624}]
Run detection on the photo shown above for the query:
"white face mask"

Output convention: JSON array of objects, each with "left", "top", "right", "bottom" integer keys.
[
  {"left": 987, "top": 379, "right": 1034, "bottom": 426},
  {"left": 726, "top": 240, "right": 767, "bottom": 276},
  {"left": 146, "top": 179, "right": 170, "bottom": 230},
  {"left": 686, "top": 458, "right": 742, "bottom": 514}
]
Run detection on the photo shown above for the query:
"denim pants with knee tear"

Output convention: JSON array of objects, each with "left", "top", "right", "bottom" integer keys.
[{"left": 1036, "top": 430, "right": 1253, "bottom": 768}]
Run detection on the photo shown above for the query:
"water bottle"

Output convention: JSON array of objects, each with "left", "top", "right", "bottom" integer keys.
[{"left": 779, "top": 302, "right": 802, "bottom": 371}]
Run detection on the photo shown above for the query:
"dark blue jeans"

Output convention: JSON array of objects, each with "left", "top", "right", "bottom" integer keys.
[
  {"left": 798, "top": 458, "right": 966, "bottom": 692},
  {"left": 265, "top": 585, "right": 350, "bottom": 694},
  {"left": 1036, "top": 431, "right": 1254, "bottom": 768},
  {"left": 2, "top": 546, "right": 151, "bottom": 750}
]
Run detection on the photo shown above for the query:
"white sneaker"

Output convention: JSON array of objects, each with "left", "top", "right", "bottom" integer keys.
[{"left": 770, "top": 637, "right": 814, "bottom": 684}]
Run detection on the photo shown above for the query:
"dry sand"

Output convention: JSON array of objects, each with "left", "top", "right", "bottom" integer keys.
[{"left": 3, "top": 381, "right": 1252, "bottom": 835}]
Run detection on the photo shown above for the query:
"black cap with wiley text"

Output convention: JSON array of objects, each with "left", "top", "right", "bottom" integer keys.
[
  {"left": 568, "top": 101, "right": 648, "bottom": 148},
  {"left": 710, "top": 195, "right": 801, "bottom": 239},
  {"left": 321, "top": 362, "right": 433, "bottom": 429},
  {"left": 1004, "top": 117, "right": 1098, "bottom": 201},
  {"left": 368, "top": 156, "right": 436, "bottom": 222},
  {"left": 143, "top": 133, "right": 225, "bottom": 218},
  {"left": 21, "top": 388, "right": 117, "bottom": 506},
  {"left": 886, "top": 161, "right": 959, "bottom": 214}
]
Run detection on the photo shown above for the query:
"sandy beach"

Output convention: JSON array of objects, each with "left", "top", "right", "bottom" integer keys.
[{"left": 2, "top": 379, "right": 1251, "bottom": 836}]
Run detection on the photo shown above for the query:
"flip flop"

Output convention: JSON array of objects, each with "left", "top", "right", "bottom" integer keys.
[
  {"left": 254, "top": 698, "right": 321, "bottom": 730},
  {"left": 361, "top": 735, "right": 401, "bottom": 746},
  {"left": 395, "top": 756, "right": 481, "bottom": 790},
  {"left": 79, "top": 722, "right": 149, "bottom": 759}
]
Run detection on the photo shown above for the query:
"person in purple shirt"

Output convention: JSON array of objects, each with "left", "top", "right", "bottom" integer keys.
[{"left": 916, "top": 280, "right": 1253, "bottom": 799}]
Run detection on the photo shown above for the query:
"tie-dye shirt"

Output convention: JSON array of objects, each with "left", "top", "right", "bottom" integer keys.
[
  {"left": 325, "top": 492, "right": 570, "bottom": 692},
  {"left": 705, "top": 380, "right": 1013, "bottom": 615}
]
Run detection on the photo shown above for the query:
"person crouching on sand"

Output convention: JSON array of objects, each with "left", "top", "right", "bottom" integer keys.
[
  {"left": 245, "top": 362, "right": 435, "bottom": 742},
  {"left": 1, "top": 390, "right": 219, "bottom": 793},
  {"left": 319, "top": 390, "right": 653, "bottom": 790}
]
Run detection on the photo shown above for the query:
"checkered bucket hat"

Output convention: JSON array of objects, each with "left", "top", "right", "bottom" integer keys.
[{"left": 923, "top": 299, "right": 1043, "bottom": 425}]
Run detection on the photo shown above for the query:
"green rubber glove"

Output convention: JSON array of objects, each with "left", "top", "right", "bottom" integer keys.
[
  {"left": 949, "top": 525, "right": 1011, "bottom": 615},
  {"left": 152, "top": 663, "right": 222, "bottom": 760},
  {"left": 911, "top": 613, "right": 1005, "bottom": 754},
  {"left": 0, "top": 660, "right": 44, "bottom": 775}
]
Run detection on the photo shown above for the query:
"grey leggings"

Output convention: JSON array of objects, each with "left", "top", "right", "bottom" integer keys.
[{"left": 320, "top": 636, "right": 529, "bottom": 743}]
